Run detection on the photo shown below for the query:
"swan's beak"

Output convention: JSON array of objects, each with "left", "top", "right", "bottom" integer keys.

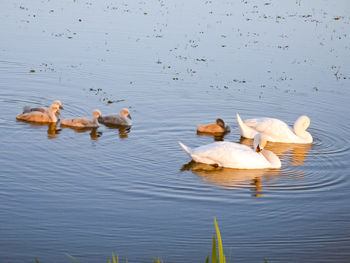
[
  {"left": 256, "top": 145, "right": 262, "bottom": 153},
  {"left": 128, "top": 114, "right": 132, "bottom": 120},
  {"left": 59, "top": 105, "right": 64, "bottom": 110}
]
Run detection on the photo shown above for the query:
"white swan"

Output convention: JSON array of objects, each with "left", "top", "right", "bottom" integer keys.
[
  {"left": 98, "top": 108, "right": 132, "bottom": 126},
  {"left": 23, "top": 100, "right": 63, "bottom": 114},
  {"left": 178, "top": 134, "right": 281, "bottom": 169},
  {"left": 61, "top": 110, "right": 101, "bottom": 128},
  {"left": 236, "top": 113, "right": 312, "bottom": 144},
  {"left": 17, "top": 104, "right": 60, "bottom": 123}
]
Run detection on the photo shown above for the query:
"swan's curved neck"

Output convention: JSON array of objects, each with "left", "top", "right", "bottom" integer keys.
[
  {"left": 261, "top": 150, "right": 281, "bottom": 168},
  {"left": 293, "top": 116, "right": 311, "bottom": 140}
]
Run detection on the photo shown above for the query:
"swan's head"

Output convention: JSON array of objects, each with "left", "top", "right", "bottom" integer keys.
[
  {"left": 254, "top": 133, "right": 268, "bottom": 153},
  {"left": 92, "top": 110, "right": 102, "bottom": 119},
  {"left": 216, "top": 118, "right": 225, "bottom": 128},
  {"left": 120, "top": 108, "right": 132, "bottom": 120},
  {"left": 53, "top": 100, "right": 64, "bottom": 110},
  {"left": 49, "top": 104, "right": 60, "bottom": 115}
]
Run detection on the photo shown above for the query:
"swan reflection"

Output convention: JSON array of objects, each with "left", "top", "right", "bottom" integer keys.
[
  {"left": 181, "top": 161, "right": 281, "bottom": 197},
  {"left": 239, "top": 137, "right": 311, "bottom": 166}
]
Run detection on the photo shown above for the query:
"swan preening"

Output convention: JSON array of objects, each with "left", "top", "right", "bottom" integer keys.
[
  {"left": 197, "top": 118, "right": 230, "bottom": 135},
  {"left": 17, "top": 104, "right": 60, "bottom": 123},
  {"left": 179, "top": 133, "right": 281, "bottom": 169},
  {"left": 236, "top": 113, "right": 312, "bottom": 144},
  {"left": 61, "top": 110, "right": 102, "bottom": 128},
  {"left": 98, "top": 108, "right": 132, "bottom": 126}
]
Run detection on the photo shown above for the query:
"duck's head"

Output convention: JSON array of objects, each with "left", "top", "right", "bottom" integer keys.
[
  {"left": 121, "top": 108, "right": 132, "bottom": 120},
  {"left": 53, "top": 100, "right": 64, "bottom": 110},
  {"left": 216, "top": 118, "right": 225, "bottom": 128},
  {"left": 93, "top": 110, "right": 102, "bottom": 119},
  {"left": 49, "top": 104, "right": 60, "bottom": 115},
  {"left": 254, "top": 133, "right": 268, "bottom": 153}
]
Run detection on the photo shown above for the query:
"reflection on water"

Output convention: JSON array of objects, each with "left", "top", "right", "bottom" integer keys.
[
  {"left": 15, "top": 120, "right": 62, "bottom": 139},
  {"left": 47, "top": 123, "right": 61, "bottom": 139},
  {"left": 239, "top": 137, "right": 312, "bottom": 166},
  {"left": 103, "top": 124, "right": 131, "bottom": 139},
  {"left": 181, "top": 161, "right": 281, "bottom": 197},
  {"left": 196, "top": 131, "right": 229, "bottom": 141},
  {"left": 60, "top": 125, "right": 103, "bottom": 140},
  {"left": 1, "top": 0, "right": 350, "bottom": 261}
]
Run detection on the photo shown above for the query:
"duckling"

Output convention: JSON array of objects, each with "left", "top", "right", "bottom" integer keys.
[
  {"left": 61, "top": 110, "right": 101, "bottom": 129},
  {"left": 197, "top": 118, "right": 230, "bottom": 134},
  {"left": 16, "top": 104, "right": 60, "bottom": 123},
  {"left": 98, "top": 108, "right": 132, "bottom": 126},
  {"left": 23, "top": 100, "right": 63, "bottom": 114}
]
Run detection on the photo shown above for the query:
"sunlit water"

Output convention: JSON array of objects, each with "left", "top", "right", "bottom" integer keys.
[{"left": 1, "top": 0, "right": 350, "bottom": 262}]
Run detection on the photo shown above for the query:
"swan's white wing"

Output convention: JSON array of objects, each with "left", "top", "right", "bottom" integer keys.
[
  {"left": 190, "top": 142, "right": 272, "bottom": 169},
  {"left": 244, "top": 118, "right": 295, "bottom": 142}
]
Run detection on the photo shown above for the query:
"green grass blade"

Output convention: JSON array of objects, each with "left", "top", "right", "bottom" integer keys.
[
  {"left": 264, "top": 258, "right": 268, "bottom": 263},
  {"left": 206, "top": 255, "right": 209, "bottom": 263},
  {"left": 35, "top": 258, "right": 40, "bottom": 263},
  {"left": 212, "top": 235, "right": 217, "bottom": 263},
  {"left": 112, "top": 253, "right": 117, "bottom": 263},
  {"left": 64, "top": 253, "right": 80, "bottom": 263},
  {"left": 214, "top": 218, "right": 226, "bottom": 263}
]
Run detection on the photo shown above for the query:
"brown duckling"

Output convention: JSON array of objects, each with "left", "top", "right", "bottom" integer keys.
[
  {"left": 197, "top": 118, "right": 230, "bottom": 134},
  {"left": 61, "top": 110, "right": 101, "bottom": 129},
  {"left": 23, "top": 100, "right": 63, "bottom": 114},
  {"left": 16, "top": 104, "right": 60, "bottom": 123}
]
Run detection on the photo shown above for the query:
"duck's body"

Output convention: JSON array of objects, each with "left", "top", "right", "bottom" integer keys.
[
  {"left": 61, "top": 110, "right": 101, "bottom": 129},
  {"left": 179, "top": 134, "right": 281, "bottom": 169},
  {"left": 23, "top": 100, "right": 63, "bottom": 114},
  {"left": 98, "top": 108, "right": 132, "bottom": 126},
  {"left": 197, "top": 118, "right": 230, "bottom": 134},
  {"left": 17, "top": 104, "right": 60, "bottom": 123},
  {"left": 236, "top": 113, "right": 312, "bottom": 144}
]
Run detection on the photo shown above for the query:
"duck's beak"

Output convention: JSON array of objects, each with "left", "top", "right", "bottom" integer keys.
[
  {"left": 128, "top": 114, "right": 132, "bottom": 120},
  {"left": 57, "top": 109, "right": 61, "bottom": 115},
  {"left": 256, "top": 145, "right": 261, "bottom": 153},
  {"left": 59, "top": 105, "right": 64, "bottom": 110}
]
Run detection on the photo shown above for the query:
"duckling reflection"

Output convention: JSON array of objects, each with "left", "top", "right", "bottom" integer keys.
[
  {"left": 196, "top": 132, "right": 226, "bottom": 141},
  {"left": 47, "top": 122, "right": 61, "bottom": 139},
  {"left": 103, "top": 123, "right": 131, "bottom": 139},
  {"left": 181, "top": 161, "right": 280, "bottom": 196},
  {"left": 61, "top": 126, "right": 102, "bottom": 140},
  {"left": 239, "top": 137, "right": 311, "bottom": 166}
]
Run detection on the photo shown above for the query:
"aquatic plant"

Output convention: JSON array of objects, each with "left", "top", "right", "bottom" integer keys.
[
  {"left": 34, "top": 218, "right": 269, "bottom": 262},
  {"left": 206, "top": 217, "right": 226, "bottom": 263}
]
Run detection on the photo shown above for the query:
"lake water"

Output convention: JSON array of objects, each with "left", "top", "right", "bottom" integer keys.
[{"left": 1, "top": 0, "right": 350, "bottom": 262}]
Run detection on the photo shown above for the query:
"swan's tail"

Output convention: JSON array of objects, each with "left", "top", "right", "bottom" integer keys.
[
  {"left": 178, "top": 141, "right": 192, "bottom": 156},
  {"left": 236, "top": 113, "right": 257, "bottom": 139}
]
